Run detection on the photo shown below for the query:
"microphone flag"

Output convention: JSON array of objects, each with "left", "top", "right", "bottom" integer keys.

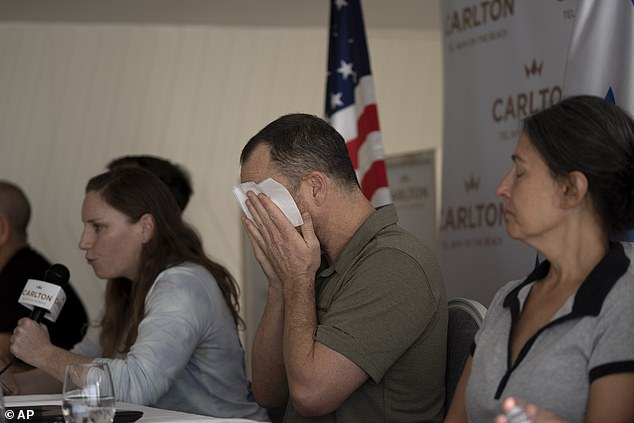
[{"left": 19, "top": 279, "right": 66, "bottom": 322}]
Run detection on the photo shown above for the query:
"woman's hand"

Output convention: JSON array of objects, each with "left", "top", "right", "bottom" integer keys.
[
  {"left": 10, "top": 318, "right": 53, "bottom": 368},
  {"left": 494, "top": 397, "right": 569, "bottom": 423}
]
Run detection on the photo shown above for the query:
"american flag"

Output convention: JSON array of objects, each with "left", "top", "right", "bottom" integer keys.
[{"left": 325, "top": 0, "right": 391, "bottom": 207}]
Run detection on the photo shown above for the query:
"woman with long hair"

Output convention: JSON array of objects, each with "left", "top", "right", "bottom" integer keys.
[{"left": 4, "top": 167, "right": 267, "bottom": 420}]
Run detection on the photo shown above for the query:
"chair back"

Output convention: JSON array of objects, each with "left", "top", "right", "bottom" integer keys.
[{"left": 444, "top": 297, "right": 487, "bottom": 415}]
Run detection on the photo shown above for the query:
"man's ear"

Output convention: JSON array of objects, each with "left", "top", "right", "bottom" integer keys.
[
  {"left": 138, "top": 213, "right": 155, "bottom": 243},
  {"left": 0, "top": 215, "right": 10, "bottom": 245},
  {"left": 305, "top": 171, "right": 328, "bottom": 206},
  {"left": 561, "top": 170, "right": 589, "bottom": 208}
]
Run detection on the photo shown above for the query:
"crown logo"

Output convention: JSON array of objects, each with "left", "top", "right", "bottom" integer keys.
[
  {"left": 464, "top": 175, "right": 480, "bottom": 192},
  {"left": 524, "top": 59, "right": 543, "bottom": 78}
]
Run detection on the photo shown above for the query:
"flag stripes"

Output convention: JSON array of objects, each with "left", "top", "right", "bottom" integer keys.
[{"left": 325, "top": 0, "right": 391, "bottom": 207}]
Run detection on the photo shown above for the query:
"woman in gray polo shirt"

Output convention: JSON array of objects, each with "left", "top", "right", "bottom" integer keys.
[{"left": 444, "top": 96, "right": 634, "bottom": 423}]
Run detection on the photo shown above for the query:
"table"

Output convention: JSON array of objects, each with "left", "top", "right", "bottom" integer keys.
[{"left": 4, "top": 394, "right": 265, "bottom": 422}]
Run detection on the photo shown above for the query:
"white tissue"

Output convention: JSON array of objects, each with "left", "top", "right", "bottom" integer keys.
[{"left": 233, "top": 178, "right": 304, "bottom": 227}]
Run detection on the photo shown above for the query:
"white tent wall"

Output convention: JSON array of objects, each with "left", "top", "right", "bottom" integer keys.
[{"left": 0, "top": 10, "right": 442, "bottom": 356}]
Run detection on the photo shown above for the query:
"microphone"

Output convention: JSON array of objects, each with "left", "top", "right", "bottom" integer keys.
[
  {"left": 0, "top": 264, "right": 70, "bottom": 375},
  {"left": 18, "top": 263, "right": 70, "bottom": 323}
]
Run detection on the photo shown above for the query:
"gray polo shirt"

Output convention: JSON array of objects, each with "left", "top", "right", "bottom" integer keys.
[
  {"left": 466, "top": 242, "right": 634, "bottom": 423},
  {"left": 284, "top": 204, "right": 447, "bottom": 423}
]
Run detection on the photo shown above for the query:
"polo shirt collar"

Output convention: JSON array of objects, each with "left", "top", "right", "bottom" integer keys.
[
  {"left": 318, "top": 204, "right": 399, "bottom": 277},
  {"left": 503, "top": 242, "right": 630, "bottom": 317}
]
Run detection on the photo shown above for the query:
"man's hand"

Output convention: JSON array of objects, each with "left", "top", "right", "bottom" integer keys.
[
  {"left": 245, "top": 190, "right": 322, "bottom": 409},
  {"left": 243, "top": 213, "right": 283, "bottom": 289},
  {"left": 244, "top": 191, "right": 321, "bottom": 288},
  {"left": 10, "top": 318, "right": 53, "bottom": 368}
]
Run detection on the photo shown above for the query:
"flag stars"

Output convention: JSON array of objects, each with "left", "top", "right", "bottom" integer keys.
[
  {"left": 335, "top": 0, "right": 348, "bottom": 11},
  {"left": 337, "top": 60, "right": 355, "bottom": 80},
  {"left": 330, "top": 92, "right": 344, "bottom": 109}
]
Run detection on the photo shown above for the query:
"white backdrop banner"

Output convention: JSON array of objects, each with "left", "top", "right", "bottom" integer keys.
[{"left": 440, "top": 0, "right": 579, "bottom": 305}]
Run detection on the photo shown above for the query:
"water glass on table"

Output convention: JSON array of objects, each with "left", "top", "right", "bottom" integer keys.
[{"left": 62, "top": 363, "right": 115, "bottom": 423}]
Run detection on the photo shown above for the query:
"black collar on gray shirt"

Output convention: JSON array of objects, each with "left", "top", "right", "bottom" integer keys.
[{"left": 502, "top": 242, "right": 630, "bottom": 318}]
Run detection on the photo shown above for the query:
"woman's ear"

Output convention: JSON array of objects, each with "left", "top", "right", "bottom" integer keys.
[
  {"left": 139, "top": 213, "right": 155, "bottom": 243},
  {"left": 561, "top": 170, "right": 588, "bottom": 208}
]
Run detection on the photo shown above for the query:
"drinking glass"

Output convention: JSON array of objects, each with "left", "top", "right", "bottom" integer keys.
[{"left": 62, "top": 363, "right": 115, "bottom": 423}]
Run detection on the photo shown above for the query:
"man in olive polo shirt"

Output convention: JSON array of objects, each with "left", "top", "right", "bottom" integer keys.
[{"left": 240, "top": 113, "right": 447, "bottom": 422}]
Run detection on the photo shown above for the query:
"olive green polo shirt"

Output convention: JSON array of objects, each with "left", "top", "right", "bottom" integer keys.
[{"left": 284, "top": 204, "right": 447, "bottom": 423}]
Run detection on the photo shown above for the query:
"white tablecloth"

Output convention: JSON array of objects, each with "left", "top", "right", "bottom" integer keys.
[{"left": 4, "top": 394, "right": 263, "bottom": 422}]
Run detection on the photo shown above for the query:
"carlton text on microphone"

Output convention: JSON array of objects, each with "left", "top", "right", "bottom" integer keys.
[{"left": 18, "top": 279, "right": 67, "bottom": 322}]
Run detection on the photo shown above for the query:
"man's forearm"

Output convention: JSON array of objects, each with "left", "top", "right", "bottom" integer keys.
[
  {"left": 251, "top": 285, "right": 289, "bottom": 407},
  {"left": 282, "top": 276, "right": 368, "bottom": 417},
  {"left": 282, "top": 278, "right": 319, "bottom": 402}
]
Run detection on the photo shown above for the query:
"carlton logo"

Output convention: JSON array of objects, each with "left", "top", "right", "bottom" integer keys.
[
  {"left": 465, "top": 175, "right": 480, "bottom": 192},
  {"left": 445, "top": 0, "right": 514, "bottom": 36},
  {"left": 22, "top": 289, "right": 54, "bottom": 303},
  {"left": 440, "top": 202, "right": 505, "bottom": 231},
  {"left": 491, "top": 59, "right": 562, "bottom": 123},
  {"left": 524, "top": 59, "right": 543, "bottom": 78}
]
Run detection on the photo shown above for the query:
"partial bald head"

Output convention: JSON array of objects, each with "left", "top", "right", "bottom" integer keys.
[{"left": 0, "top": 181, "right": 31, "bottom": 241}]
